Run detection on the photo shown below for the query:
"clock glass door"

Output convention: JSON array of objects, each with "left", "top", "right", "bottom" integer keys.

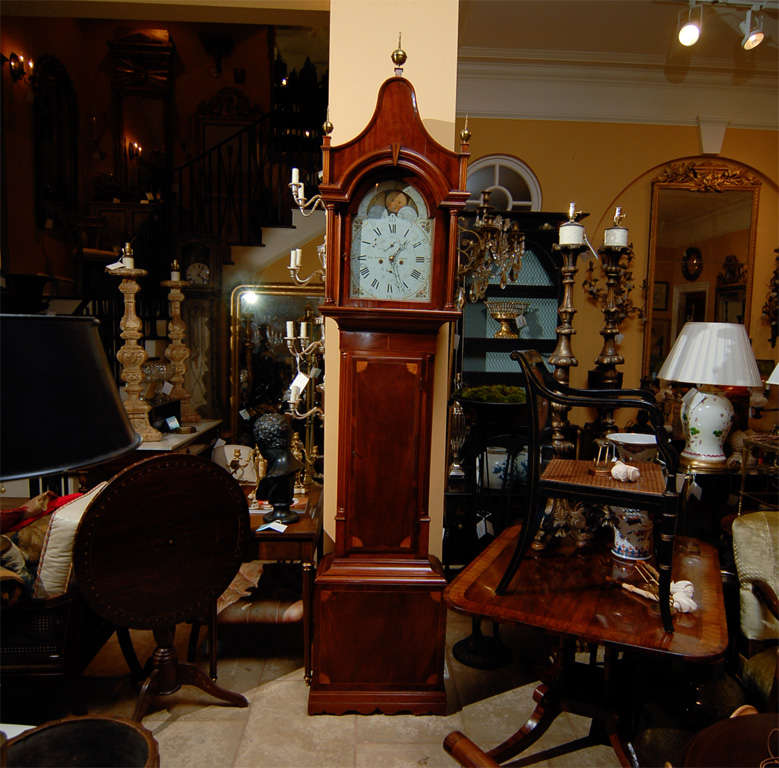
[{"left": 349, "top": 181, "right": 434, "bottom": 302}]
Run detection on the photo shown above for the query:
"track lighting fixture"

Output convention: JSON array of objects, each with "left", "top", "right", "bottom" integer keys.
[
  {"left": 739, "top": 6, "right": 765, "bottom": 49},
  {"left": 678, "top": 1, "right": 703, "bottom": 46}
]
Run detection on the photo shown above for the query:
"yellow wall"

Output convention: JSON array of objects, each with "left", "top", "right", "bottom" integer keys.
[
  {"left": 461, "top": 118, "right": 779, "bottom": 388},
  {"left": 322, "top": 0, "right": 460, "bottom": 556}
]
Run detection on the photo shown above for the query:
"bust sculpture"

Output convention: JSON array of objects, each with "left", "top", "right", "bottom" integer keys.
[{"left": 252, "top": 412, "right": 302, "bottom": 524}]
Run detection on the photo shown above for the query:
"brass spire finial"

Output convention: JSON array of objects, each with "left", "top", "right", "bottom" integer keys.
[
  {"left": 613, "top": 206, "right": 625, "bottom": 227},
  {"left": 322, "top": 105, "right": 333, "bottom": 135},
  {"left": 459, "top": 114, "right": 471, "bottom": 144},
  {"left": 392, "top": 33, "right": 406, "bottom": 75}
]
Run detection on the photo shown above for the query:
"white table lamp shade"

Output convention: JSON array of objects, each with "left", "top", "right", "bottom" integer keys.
[
  {"left": 767, "top": 363, "right": 779, "bottom": 386},
  {"left": 658, "top": 322, "right": 762, "bottom": 387},
  {"left": 658, "top": 322, "right": 760, "bottom": 471}
]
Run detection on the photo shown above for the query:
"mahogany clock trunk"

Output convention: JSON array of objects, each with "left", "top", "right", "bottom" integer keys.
[{"left": 307, "top": 66, "right": 470, "bottom": 715}]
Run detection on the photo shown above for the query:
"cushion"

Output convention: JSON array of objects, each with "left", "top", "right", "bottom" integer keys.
[
  {"left": 32, "top": 482, "right": 107, "bottom": 599},
  {"left": 732, "top": 509, "right": 779, "bottom": 642}
]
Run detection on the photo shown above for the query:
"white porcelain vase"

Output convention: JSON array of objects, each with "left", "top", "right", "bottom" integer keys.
[{"left": 680, "top": 386, "right": 734, "bottom": 467}]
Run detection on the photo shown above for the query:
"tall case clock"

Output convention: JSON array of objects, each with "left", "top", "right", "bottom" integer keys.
[{"left": 309, "top": 49, "right": 470, "bottom": 715}]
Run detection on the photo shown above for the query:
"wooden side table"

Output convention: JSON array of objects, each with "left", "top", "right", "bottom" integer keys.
[
  {"left": 444, "top": 526, "right": 729, "bottom": 767},
  {"left": 248, "top": 485, "right": 323, "bottom": 684}
]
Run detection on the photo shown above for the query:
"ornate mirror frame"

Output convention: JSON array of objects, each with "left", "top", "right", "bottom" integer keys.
[
  {"left": 642, "top": 158, "right": 761, "bottom": 380},
  {"left": 228, "top": 283, "right": 324, "bottom": 440}
]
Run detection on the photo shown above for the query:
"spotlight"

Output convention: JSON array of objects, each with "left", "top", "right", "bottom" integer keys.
[
  {"left": 678, "top": 2, "right": 702, "bottom": 46},
  {"left": 739, "top": 7, "right": 764, "bottom": 50}
]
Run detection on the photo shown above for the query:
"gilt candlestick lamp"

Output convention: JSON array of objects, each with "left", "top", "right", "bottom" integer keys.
[
  {"left": 658, "top": 322, "right": 762, "bottom": 471},
  {"left": 0, "top": 315, "right": 141, "bottom": 482}
]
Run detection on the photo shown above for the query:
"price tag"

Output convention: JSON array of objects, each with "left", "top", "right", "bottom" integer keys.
[
  {"left": 239, "top": 409, "right": 251, "bottom": 421},
  {"left": 485, "top": 517, "right": 495, "bottom": 536},
  {"left": 161, "top": 381, "right": 174, "bottom": 396},
  {"left": 291, "top": 371, "right": 310, "bottom": 394},
  {"left": 476, "top": 517, "right": 487, "bottom": 539},
  {"left": 255, "top": 521, "right": 288, "bottom": 533}
]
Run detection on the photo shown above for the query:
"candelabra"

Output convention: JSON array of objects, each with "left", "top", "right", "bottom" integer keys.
[
  {"left": 284, "top": 315, "right": 325, "bottom": 421},
  {"left": 288, "top": 147, "right": 330, "bottom": 285},
  {"left": 456, "top": 191, "right": 526, "bottom": 309},
  {"left": 763, "top": 248, "right": 779, "bottom": 348}
]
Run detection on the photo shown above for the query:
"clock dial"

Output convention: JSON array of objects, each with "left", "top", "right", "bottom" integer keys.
[
  {"left": 185, "top": 261, "right": 211, "bottom": 286},
  {"left": 349, "top": 182, "right": 433, "bottom": 302}
]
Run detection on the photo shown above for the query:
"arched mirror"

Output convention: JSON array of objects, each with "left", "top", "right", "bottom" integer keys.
[{"left": 642, "top": 159, "right": 760, "bottom": 380}]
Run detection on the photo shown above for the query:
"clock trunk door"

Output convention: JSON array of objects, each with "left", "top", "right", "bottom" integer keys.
[{"left": 339, "top": 332, "right": 434, "bottom": 556}]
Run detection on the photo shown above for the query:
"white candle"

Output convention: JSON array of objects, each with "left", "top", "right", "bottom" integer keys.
[
  {"left": 604, "top": 226, "right": 629, "bottom": 247},
  {"left": 559, "top": 222, "right": 585, "bottom": 246},
  {"left": 171, "top": 269, "right": 180, "bottom": 281},
  {"left": 123, "top": 257, "right": 135, "bottom": 269},
  {"left": 295, "top": 248, "right": 303, "bottom": 267},
  {"left": 289, "top": 249, "right": 296, "bottom": 269},
  {"left": 286, "top": 321, "right": 295, "bottom": 338},
  {"left": 291, "top": 167, "right": 300, "bottom": 184},
  {"left": 300, "top": 322, "right": 309, "bottom": 338}
]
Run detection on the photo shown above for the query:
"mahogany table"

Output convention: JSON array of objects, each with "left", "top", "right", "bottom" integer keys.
[
  {"left": 248, "top": 485, "right": 322, "bottom": 684},
  {"left": 443, "top": 525, "right": 729, "bottom": 768}
]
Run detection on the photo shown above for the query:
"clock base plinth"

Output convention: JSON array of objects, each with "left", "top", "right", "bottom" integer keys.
[{"left": 309, "top": 554, "right": 448, "bottom": 716}]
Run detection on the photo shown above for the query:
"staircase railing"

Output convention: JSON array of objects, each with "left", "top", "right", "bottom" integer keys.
[{"left": 174, "top": 112, "right": 322, "bottom": 246}]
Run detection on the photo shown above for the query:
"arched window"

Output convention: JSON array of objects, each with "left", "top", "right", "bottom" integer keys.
[{"left": 465, "top": 154, "right": 542, "bottom": 212}]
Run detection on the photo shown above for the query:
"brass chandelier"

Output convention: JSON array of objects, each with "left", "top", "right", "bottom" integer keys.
[{"left": 456, "top": 191, "right": 526, "bottom": 308}]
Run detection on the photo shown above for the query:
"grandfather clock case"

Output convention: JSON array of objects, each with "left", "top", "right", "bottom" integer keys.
[{"left": 309, "top": 58, "right": 470, "bottom": 715}]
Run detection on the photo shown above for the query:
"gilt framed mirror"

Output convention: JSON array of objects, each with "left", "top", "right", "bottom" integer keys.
[
  {"left": 229, "top": 283, "right": 324, "bottom": 442},
  {"left": 642, "top": 159, "right": 760, "bottom": 380}
]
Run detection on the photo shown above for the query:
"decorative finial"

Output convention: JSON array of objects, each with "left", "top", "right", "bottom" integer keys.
[
  {"left": 613, "top": 206, "right": 625, "bottom": 226},
  {"left": 568, "top": 201, "right": 576, "bottom": 221},
  {"left": 322, "top": 105, "right": 333, "bottom": 135},
  {"left": 459, "top": 114, "right": 471, "bottom": 143},
  {"left": 392, "top": 33, "right": 406, "bottom": 75}
]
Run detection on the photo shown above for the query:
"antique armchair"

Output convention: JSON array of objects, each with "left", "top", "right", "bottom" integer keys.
[{"left": 498, "top": 350, "right": 681, "bottom": 632}]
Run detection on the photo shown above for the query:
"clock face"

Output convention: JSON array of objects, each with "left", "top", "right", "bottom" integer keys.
[
  {"left": 349, "top": 181, "right": 433, "bottom": 302},
  {"left": 186, "top": 261, "right": 211, "bottom": 286}
]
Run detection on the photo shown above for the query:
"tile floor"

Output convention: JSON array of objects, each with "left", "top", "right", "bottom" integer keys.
[{"left": 3, "top": 610, "right": 623, "bottom": 768}]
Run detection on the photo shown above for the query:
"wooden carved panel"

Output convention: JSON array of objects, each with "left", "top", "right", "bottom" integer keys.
[{"left": 338, "top": 330, "right": 436, "bottom": 556}]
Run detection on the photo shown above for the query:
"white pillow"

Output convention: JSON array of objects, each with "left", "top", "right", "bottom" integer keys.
[
  {"left": 33, "top": 482, "right": 107, "bottom": 599},
  {"left": 215, "top": 444, "right": 257, "bottom": 484}
]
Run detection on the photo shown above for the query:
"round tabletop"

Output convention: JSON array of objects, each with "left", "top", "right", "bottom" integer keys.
[{"left": 684, "top": 713, "right": 778, "bottom": 767}]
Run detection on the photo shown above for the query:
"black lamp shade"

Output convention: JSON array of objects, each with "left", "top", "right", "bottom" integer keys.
[{"left": 1, "top": 314, "right": 141, "bottom": 480}]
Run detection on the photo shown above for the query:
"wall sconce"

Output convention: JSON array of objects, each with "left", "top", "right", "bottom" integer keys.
[
  {"left": 127, "top": 141, "right": 143, "bottom": 159},
  {"left": 2, "top": 52, "right": 34, "bottom": 83}
]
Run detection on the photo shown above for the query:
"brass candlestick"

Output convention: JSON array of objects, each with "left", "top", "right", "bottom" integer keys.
[
  {"left": 549, "top": 241, "right": 587, "bottom": 457},
  {"left": 109, "top": 266, "right": 161, "bottom": 443},
  {"left": 161, "top": 279, "right": 198, "bottom": 424}
]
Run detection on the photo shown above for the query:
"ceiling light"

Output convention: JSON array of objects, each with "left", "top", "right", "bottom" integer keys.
[
  {"left": 739, "top": 7, "right": 765, "bottom": 49},
  {"left": 678, "top": 2, "right": 703, "bottom": 46}
]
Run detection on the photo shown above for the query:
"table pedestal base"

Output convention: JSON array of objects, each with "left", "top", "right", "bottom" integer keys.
[{"left": 445, "top": 642, "right": 635, "bottom": 768}]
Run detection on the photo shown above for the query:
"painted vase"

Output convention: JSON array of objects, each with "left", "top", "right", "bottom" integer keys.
[
  {"left": 610, "top": 507, "right": 653, "bottom": 560},
  {"left": 680, "top": 387, "right": 734, "bottom": 465}
]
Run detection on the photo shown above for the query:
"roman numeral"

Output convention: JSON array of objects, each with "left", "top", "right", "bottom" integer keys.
[
  {"left": 403, "top": 228, "right": 410, "bottom": 237},
  {"left": 371, "top": 278, "right": 379, "bottom": 289},
  {"left": 413, "top": 242, "right": 422, "bottom": 248},
  {"left": 402, "top": 281, "right": 409, "bottom": 291},
  {"left": 373, "top": 226, "right": 382, "bottom": 237},
  {"left": 416, "top": 256, "right": 425, "bottom": 263},
  {"left": 410, "top": 269, "right": 422, "bottom": 280},
  {"left": 388, "top": 222, "right": 397, "bottom": 233},
  {"left": 360, "top": 267, "right": 369, "bottom": 277},
  {"left": 386, "top": 284, "right": 393, "bottom": 294}
]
